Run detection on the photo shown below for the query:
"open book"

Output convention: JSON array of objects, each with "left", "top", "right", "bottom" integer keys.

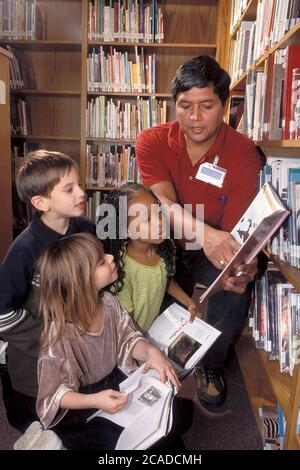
[
  {"left": 87, "top": 366, "right": 174, "bottom": 450},
  {"left": 147, "top": 303, "right": 221, "bottom": 378},
  {"left": 199, "top": 182, "right": 290, "bottom": 306},
  {"left": 86, "top": 304, "right": 220, "bottom": 449}
]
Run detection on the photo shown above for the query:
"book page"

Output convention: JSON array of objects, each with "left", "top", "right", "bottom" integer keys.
[
  {"left": 231, "top": 182, "right": 286, "bottom": 244},
  {"left": 98, "top": 374, "right": 171, "bottom": 428},
  {"left": 147, "top": 303, "right": 221, "bottom": 370},
  {"left": 87, "top": 367, "right": 174, "bottom": 450}
]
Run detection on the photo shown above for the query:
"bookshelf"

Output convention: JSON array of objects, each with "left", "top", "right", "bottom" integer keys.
[
  {"left": 0, "top": 0, "right": 229, "bottom": 226},
  {"left": 227, "top": 0, "right": 300, "bottom": 450},
  {"left": 0, "top": 0, "right": 83, "bottom": 233},
  {"left": 0, "top": 47, "right": 13, "bottom": 262},
  {"left": 80, "top": 0, "right": 229, "bottom": 195}
]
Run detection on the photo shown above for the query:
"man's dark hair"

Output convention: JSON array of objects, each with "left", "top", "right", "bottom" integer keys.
[{"left": 171, "top": 55, "right": 231, "bottom": 105}]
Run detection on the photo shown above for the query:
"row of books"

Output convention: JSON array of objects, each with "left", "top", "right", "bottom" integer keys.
[
  {"left": 7, "top": 43, "right": 156, "bottom": 93},
  {"left": 86, "top": 95, "right": 167, "bottom": 139},
  {"left": 86, "top": 190, "right": 109, "bottom": 223},
  {"left": 229, "top": 20, "right": 256, "bottom": 83},
  {"left": 11, "top": 141, "right": 39, "bottom": 181},
  {"left": 0, "top": 0, "right": 45, "bottom": 40},
  {"left": 258, "top": 404, "right": 286, "bottom": 450},
  {"left": 234, "top": 0, "right": 300, "bottom": 78},
  {"left": 6, "top": 45, "right": 36, "bottom": 90},
  {"left": 229, "top": 0, "right": 300, "bottom": 82},
  {"left": 249, "top": 269, "right": 300, "bottom": 376},
  {"left": 259, "top": 158, "right": 300, "bottom": 267},
  {"left": 260, "top": 403, "right": 300, "bottom": 450},
  {"left": 11, "top": 97, "right": 30, "bottom": 136},
  {"left": 235, "top": 45, "right": 300, "bottom": 141},
  {"left": 88, "top": 0, "right": 164, "bottom": 43},
  {"left": 88, "top": 46, "right": 156, "bottom": 93},
  {"left": 230, "top": 0, "right": 249, "bottom": 32},
  {"left": 86, "top": 143, "right": 140, "bottom": 188},
  {"left": 11, "top": 145, "right": 26, "bottom": 184}
]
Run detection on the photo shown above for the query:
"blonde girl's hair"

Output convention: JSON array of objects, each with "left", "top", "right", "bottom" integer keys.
[{"left": 39, "top": 233, "right": 104, "bottom": 346}]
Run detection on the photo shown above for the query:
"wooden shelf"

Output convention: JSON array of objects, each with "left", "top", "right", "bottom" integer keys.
[
  {"left": 88, "top": 91, "right": 172, "bottom": 98},
  {"left": 257, "top": 348, "right": 293, "bottom": 420},
  {"left": 235, "top": 328, "right": 292, "bottom": 426},
  {"left": 266, "top": 253, "right": 300, "bottom": 292},
  {"left": 235, "top": 329, "right": 276, "bottom": 427},
  {"left": 256, "top": 140, "right": 300, "bottom": 149},
  {"left": 11, "top": 89, "right": 81, "bottom": 96},
  {"left": 231, "top": 22, "right": 300, "bottom": 91},
  {"left": 230, "top": 0, "right": 258, "bottom": 39},
  {"left": 86, "top": 185, "right": 116, "bottom": 191},
  {"left": 0, "top": 48, "right": 13, "bottom": 260},
  {"left": 88, "top": 40, "right": 217, "bottom": 51},
  {"left": 11, "top": 135, "right": 80, "bottom": 141},
  {"left": 86, "top": 137, "right": 136, "bottom": 143},
  {"left": 0, "top": 40, "right": 81, "bottom": 51}
]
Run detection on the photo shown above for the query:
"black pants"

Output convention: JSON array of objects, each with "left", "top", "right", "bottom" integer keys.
[
  {"left": 53, "top": 368, "right": 125, "bottom": 450},
  {"left": 53, "top": 368, "right": 188, "bottom": 451},
  {"left": 1, "top": 369, "right": 38, "bottom": 432},
  {"left": 175, "top": 249, "right": 251, "bottom": 369}
]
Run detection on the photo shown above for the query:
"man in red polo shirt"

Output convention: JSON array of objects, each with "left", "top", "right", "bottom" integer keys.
[{"left": 136, "top": 55, "right": 263, "bottom": 407}]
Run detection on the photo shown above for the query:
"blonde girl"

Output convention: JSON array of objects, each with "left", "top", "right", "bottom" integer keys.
[{"left": 36, "top": 232, "right": 179, "bottom": 450}]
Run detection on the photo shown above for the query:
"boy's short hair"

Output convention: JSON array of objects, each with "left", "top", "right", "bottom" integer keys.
[
  {"left": 171, "top": 55, "right": 231, "bottom": 105},
  {"left": 17, "top": 150, "right": 78, "bottom": 203}
]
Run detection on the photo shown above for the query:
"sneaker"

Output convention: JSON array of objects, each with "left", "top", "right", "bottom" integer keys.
[
  {"left": 195, "top": 364, "right": 226, "bottom": 406},
  {"left": 14, "top": 421, "right": 65, "bottom": 450}
]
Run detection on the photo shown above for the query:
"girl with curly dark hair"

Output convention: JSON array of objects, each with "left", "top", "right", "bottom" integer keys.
[{"left": 100, "top": 183, "right": 198, "bottom": 333}]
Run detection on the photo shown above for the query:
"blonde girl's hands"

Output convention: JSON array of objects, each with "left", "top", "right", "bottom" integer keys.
[
  {"left": 142, "top": 345, "right": 181, "bottom": 392},
  {"left": 93, "top": 389, "right": 128, "bottom": 414}
]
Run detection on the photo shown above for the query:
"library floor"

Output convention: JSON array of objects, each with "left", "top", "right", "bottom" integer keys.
[{"left": 0, "top": 352, "right": 262, "bottom": 450}]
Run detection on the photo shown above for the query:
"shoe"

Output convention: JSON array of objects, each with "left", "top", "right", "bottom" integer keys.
[
  {"left": 14, "top": 421, "right": 65, "bottom": 450},
  {"left": 195, "top": 364, "right": 226, "bottom": 406}
]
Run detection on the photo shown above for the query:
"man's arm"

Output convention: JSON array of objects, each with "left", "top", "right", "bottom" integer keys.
[
  {"left": 150, "top": 180, "right": 240, "bottom": 267},
  {"left": 150, "top": 181, "right": 256, "bottom": 292}
]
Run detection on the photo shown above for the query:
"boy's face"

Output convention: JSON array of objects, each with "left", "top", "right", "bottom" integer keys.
[
  {"left": 175, "top": 85, "right": 226, "bottom": 146},
  {"left": 43, "top": 167, "right": 85, "bottom": 218}
]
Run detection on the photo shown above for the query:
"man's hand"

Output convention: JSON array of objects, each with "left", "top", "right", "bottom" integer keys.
[
  {"left": 203, "top": 228, "right": 241, "bottom": 269},
  {"left": 203, "top": 224, "right": 258, "bottom": 294},
  {"left": 224, "top": 258, "right": 257, "bottom": 294}
]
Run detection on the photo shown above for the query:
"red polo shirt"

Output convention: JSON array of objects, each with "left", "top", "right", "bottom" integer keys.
[{"left": 136, "top": 121, "right": 263, "bottom": 231}]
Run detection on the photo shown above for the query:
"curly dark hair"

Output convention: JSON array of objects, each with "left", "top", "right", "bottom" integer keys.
[{"left": 98, "top": 183, "right": 176, "bottom": 294}]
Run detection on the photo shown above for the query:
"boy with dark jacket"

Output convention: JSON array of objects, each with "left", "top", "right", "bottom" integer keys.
[{"left": 0, "top": 150, "right": 95, "bottom": 431}]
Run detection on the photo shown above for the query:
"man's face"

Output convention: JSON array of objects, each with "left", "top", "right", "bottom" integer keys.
[{"left": 175, "top": 86, "right": 226, "bottom": 145}]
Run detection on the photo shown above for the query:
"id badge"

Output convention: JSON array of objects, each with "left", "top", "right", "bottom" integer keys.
[{"left": 195, "top": 162, "right": 227, "bottom": 188}]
